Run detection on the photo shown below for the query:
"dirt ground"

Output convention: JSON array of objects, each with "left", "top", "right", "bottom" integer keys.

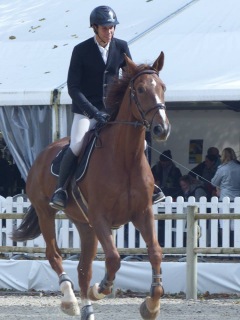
[{"left": 0, "top": 293, "right": 240, "bottom": 320}]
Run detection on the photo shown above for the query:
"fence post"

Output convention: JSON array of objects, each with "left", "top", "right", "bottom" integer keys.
[{"left": 186, "top": 205, "right": 198, "bottom": 300}]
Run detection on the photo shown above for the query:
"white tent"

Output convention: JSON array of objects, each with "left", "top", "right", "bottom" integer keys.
[
  {"left": 0, "top": 0, "right": 240, "bottom": 179},
  {"left": 0, "top": 0, "right": 189, "bottom": 105},
  {"left": 1, "top": 0, "right": 240, "bottom": 105},
  {"left": 131, "top": 0, "right": 240, "bottom": 102}
]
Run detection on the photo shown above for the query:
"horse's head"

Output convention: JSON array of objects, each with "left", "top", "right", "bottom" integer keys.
[{"left": 124, "top": 52, "right": 171, "bottom": 141}]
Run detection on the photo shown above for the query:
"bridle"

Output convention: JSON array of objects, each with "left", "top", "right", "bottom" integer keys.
[
  {"left": 95, "top": 69, "right": 166, "bottom": 146},
  {"left": 107, "top": 69, "right": 166, "bottom": 129},
  {"left": 129, "top": 69, "right": 166, "bottom": 129}
]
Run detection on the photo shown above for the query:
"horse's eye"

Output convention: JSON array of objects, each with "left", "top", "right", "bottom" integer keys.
[{"left": 137, "top": 87, "right": 144, "bottom": 94}]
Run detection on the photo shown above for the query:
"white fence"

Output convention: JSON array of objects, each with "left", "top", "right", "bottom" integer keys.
[{"left": 1, "top": 196, "right": 240, "bottom": 254}]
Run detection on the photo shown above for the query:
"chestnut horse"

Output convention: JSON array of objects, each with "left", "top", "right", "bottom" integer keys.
[{"left": 12, "top": 52, "right": 170, "bottom": 320}]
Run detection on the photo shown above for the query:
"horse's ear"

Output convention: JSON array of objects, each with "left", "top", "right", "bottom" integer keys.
[
  {"left": 124, "top": 53, "right": 137, "bottom": 76},
  {"left": 152, "top": 51, "right": 164, "bottom": 72}
]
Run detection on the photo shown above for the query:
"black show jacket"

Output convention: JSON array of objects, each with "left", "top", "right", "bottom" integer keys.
[{"left": 67, "top": 37, "right": 131, "bottom": 117}]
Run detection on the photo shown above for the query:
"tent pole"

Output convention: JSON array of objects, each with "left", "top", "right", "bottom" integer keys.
[{"left": 51, "top": 89, "right": 60, "bottom": 142}]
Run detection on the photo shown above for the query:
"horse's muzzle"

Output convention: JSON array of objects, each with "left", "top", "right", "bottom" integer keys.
[{"left": 152, "top": 123, "right": 171, "bottom": 141}]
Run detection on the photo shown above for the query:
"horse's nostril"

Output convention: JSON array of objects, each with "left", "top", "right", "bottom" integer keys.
[{"left": 153, "top": 125, "right": 162, "bottom": 136}]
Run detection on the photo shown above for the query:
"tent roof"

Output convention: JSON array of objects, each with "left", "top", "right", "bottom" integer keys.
[{"left": 1, "top": 0, "right": 240, "bottom": 105}]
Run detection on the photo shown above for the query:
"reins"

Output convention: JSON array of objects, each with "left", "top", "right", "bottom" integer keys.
[{"left": 106, "top": 120, "right": 144, "bottom": 127}]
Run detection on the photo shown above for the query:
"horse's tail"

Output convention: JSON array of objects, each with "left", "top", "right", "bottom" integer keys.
[{"left": 11, "top": 205, "right": 41, "bottom": 242}]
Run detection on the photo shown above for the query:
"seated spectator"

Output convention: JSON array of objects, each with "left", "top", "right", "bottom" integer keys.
[
  {"left": 189, "top": 147, "right": 220, "bottom": 200},
  {"left": 207, "top": 146, "right": 221, "bottom": 161},
  {"left": 189, "top": 147, "right": 220, "bottom": 178},
  {"left": 179, "top": 175, "right": 208, "bottom": 201},
  {"left": 211, "top": 147, "right": 240, "bottom": 247},
  {"left": 151, "top": 150, "right": 182, "bottom": 199}
]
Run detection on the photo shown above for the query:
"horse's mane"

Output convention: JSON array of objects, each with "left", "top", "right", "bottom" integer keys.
[{"left": 105, "top": 63, "right": 155, "bottom": 120}]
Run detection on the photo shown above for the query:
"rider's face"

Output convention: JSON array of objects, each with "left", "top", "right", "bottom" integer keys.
[{"left": 96, "top": 25, "right": 115, "bottom": 45}]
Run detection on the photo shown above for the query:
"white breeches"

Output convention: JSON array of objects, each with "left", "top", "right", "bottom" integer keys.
[{"left": 69, "top": 113, "right": 97, "bottom": 156}]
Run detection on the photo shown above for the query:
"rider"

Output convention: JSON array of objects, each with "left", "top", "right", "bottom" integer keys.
[{"left": 49, "top": 6, "right": 165, "bottom": 210}]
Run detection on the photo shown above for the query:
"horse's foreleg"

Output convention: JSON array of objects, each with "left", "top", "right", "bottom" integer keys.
[
  {"left": 59, "top": 273, "right": 80, "bottom": 316},
  {"left": 88, "top": 219, "right": 121, "bottom": 299},
  {"left": 73, "top": 221, "right": 98, "bottom": 319},
  {"left": 35, "top": 204, "right": 79, "bottom": 316},
  {"left": 133, "top": 207, "right": 163, "bottom": 320}
]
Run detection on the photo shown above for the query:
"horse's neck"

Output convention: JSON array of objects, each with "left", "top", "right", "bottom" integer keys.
[{"left": 112, "top": 93, "right": 146, "bottom": 161}]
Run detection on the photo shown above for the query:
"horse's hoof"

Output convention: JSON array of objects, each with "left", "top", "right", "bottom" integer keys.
[
  {"left": 61, "top": 301, "right": 80, "bottom": 316},
  {"left": 81, "top": 305, "right": 95, "bottom": 320},
  {"left": 139, "top": 297, "right": 160, "bottom": 320},
  {"left": 88, "top": 283, "right": 106, "bottom": 301}
]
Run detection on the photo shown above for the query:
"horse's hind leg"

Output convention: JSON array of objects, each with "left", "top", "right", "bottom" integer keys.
[
  {"left": 72, "top": 220, "right": 98, "bottom": 320},
  {"left": 133, "top": 207, "right": 163, "bottom": 320},
  {"left": 34, "top": 202, "right": 80, "bottom": 316}
]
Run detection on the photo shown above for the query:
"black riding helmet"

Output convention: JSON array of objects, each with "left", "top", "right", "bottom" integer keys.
[{"left": 90, "top": 6, "right": 119, "bottom": 27}]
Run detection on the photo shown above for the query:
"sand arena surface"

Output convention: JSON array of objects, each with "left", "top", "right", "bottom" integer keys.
[{"left": 0, "top": 294, "right": 240, "bottom": 319}]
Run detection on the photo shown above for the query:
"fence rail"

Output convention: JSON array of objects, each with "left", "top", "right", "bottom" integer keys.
[
  {"left": 1, "top": 196, "right": 240, "bottom": 299},
  {"left": 1, "top": 195, "right": 240, "bottom": 252}
]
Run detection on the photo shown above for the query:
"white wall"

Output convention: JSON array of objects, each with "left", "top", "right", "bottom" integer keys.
[{"left": 152, "top": 109, "right": 240, "bottom": 174}]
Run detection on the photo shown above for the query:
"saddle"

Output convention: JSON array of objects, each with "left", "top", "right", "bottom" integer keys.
[
  {"left": 51, "top": 130, "right": 96, "bottom": 181},
  {"left": 50, "top": 128, "right": 101, "bottom": 223}
]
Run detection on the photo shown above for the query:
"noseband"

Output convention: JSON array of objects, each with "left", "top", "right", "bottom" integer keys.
[{"left": 129, "top": 70, "right": 166, "bottom": 129}]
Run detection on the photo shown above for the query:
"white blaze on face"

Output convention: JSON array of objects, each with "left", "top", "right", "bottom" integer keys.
[
  {"left": 159, "top": 106, "right": 166, "bottom": 122},
  {"left": 151, "top": 78, "right": 166, "bottom": 121}
]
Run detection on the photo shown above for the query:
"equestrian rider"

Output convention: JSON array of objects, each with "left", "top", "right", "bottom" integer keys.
[{"left": 49, "top": 6, "right": 165, "bottom": 210}]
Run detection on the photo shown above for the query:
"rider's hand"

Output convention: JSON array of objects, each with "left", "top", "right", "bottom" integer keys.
[{"left": 94, "top": 111, "right": 110, "bottom": 124}]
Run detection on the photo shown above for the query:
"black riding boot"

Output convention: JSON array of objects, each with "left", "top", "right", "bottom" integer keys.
[{"left": 49, "top": 148, "right": 78, "bottom": 210}]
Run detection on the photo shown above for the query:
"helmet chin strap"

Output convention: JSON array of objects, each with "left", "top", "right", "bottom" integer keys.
[
  {"left": 93, "top": 25, "right": 114, "bottom": 46},
  {"left": 97, "top": 34, "right": 107, "bottom": 46}
]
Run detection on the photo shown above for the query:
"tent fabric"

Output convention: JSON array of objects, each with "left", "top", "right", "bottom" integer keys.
[
  {"left": 1, "top": 0, "right": 240, "bottom": 106},
  {"left": 0, "top": 105, "right": 53, "bottom": 180},
  {"left": 0, "top": 0, "right": 191, "bottom": 106}
]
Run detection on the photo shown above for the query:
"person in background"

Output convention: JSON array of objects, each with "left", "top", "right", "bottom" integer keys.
[
  {"left": 179, "top": 174, "right": 207, "bottom": 201},
  {"left": 151, "top": 150, "right": 181, "bottom": 247},
  {"left": 151, "top": 150, "right": 182, "bottom": 199},
  {"left": 189, "top": 154, "right": 218, "bottom": 200},
  {"left": 207, "top": 146, "right": 221, "bottom": 161},
  {"left": 188, "top": 146, "right": 220, "bottom": 199},
  {"left": 211, "top": 147, "right": 240, "bottom": 247},
  {"left": 0, "top": 150, "right": 10, "bottom": 197},
  {"left": 189, "top": 147, "right": 220, "bottom": 177},
  {"left": 179, "top": 174, "right": 208, "bottom": 247},
  {"left": 211, "top": 147, "right": 240, "bottom": 200}
]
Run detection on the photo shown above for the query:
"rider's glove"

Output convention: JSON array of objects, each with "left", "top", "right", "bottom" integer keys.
[{"left": 94, "top": 111, "right": 110, "bottom": 124}]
